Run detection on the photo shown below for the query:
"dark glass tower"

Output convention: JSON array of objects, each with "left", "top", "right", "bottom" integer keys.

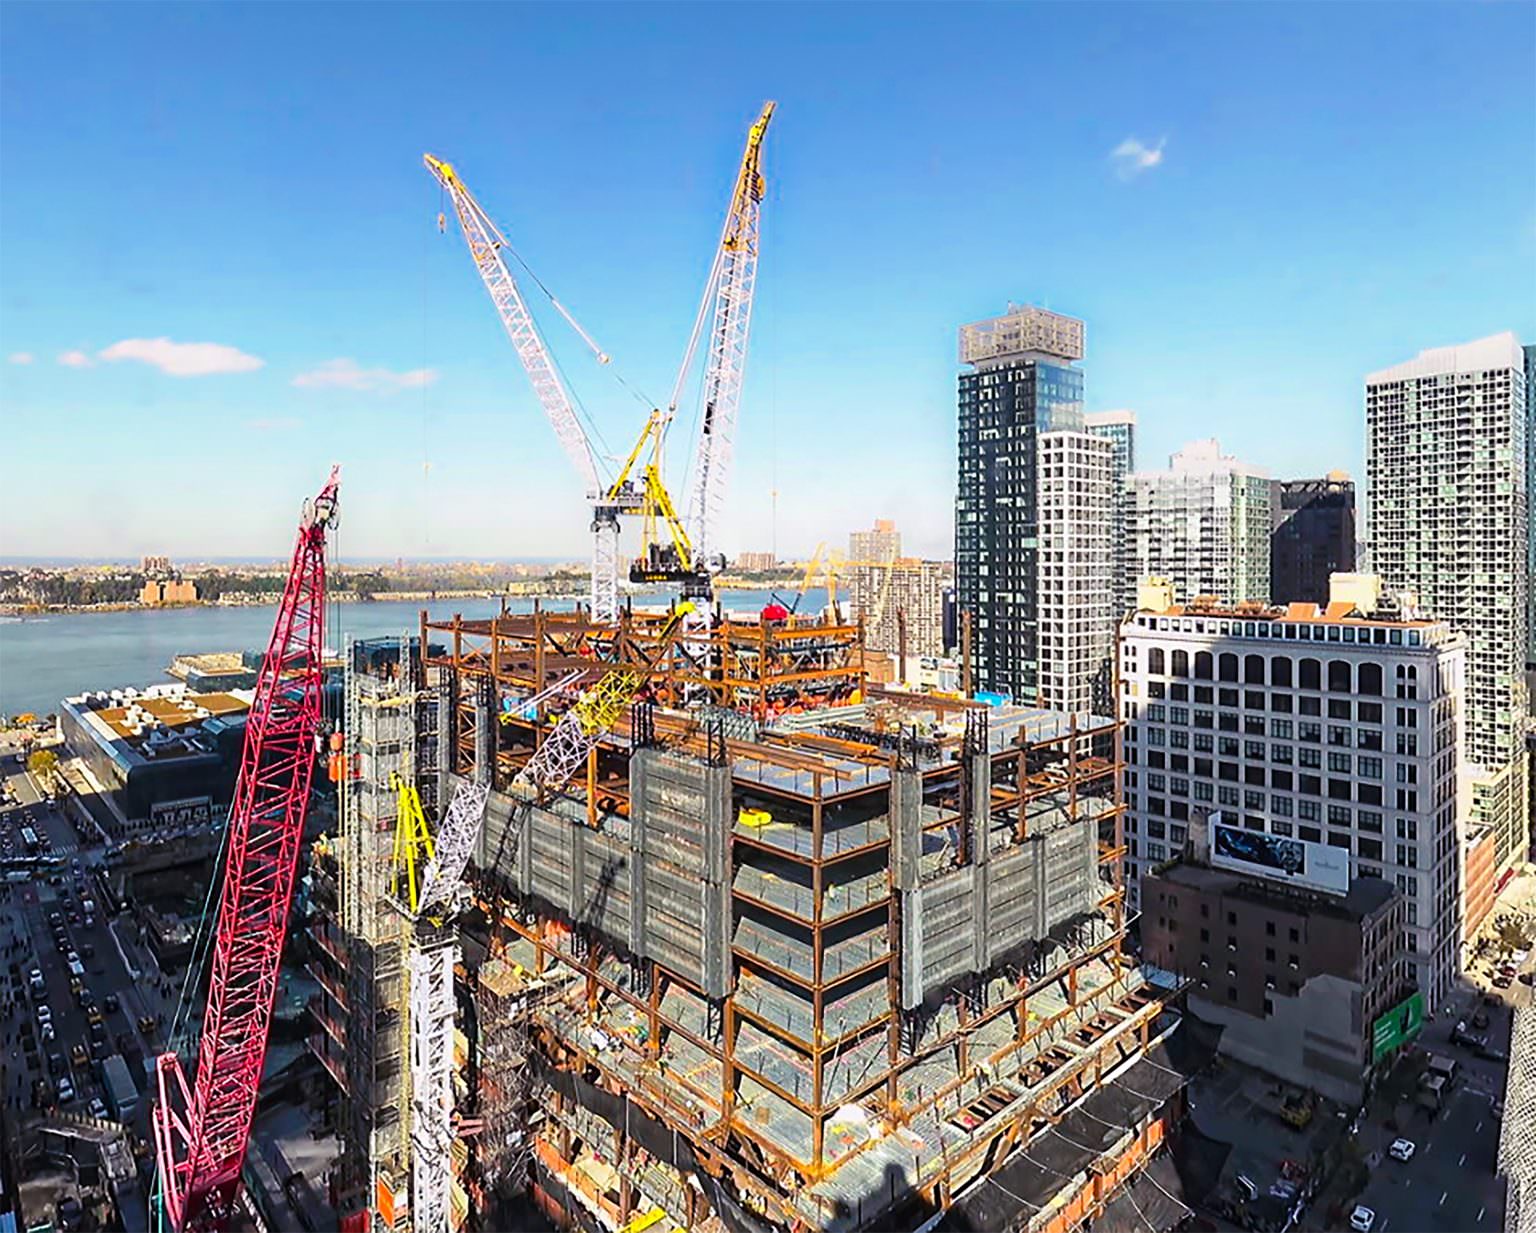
[
  {"left": 955, "top": 305, "right": 1086, "bottom": 700},
  {"left": 1269, "top": 475, "right": 1355, "bottom": 604}
]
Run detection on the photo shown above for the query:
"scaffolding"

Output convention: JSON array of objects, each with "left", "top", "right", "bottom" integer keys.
[{"left": 338, "top": 644, "right": 417, "bottom": 1231}]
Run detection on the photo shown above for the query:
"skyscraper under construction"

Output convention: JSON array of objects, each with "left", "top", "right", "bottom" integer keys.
[{"left": 310, "top": 599, "right": 1211, "bottom": 1233}]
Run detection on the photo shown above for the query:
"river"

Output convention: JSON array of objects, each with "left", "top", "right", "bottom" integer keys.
[{"left": 0, "top": 588, "right": 825, "bottom": 717}]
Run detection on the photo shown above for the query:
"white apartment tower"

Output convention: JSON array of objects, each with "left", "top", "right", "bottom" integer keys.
[
  {"left": 1038, "top": 431, "right": 1116, "bottom": 712},
  {"left": 1366, "top": 332, "right": 1529, "bottom": 873},
  {"left": 847, "top": 559, "right": 952, "bottom": 659},
  {"left": 1128, "top": 440, "right": 1271, "bottom": 607},
  {"left": 849, "top": 518, "right": 901, "bottom": 564},
  {"left": 1119, "top": 577, "right": 1466, "bottom": 1009},
  {"left": 1085, "top": 409, "right": 1137, "bottom": 617}
]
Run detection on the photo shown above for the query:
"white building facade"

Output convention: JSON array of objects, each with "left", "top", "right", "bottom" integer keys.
[
  {"left": 1038, "top": 430, "right": 1115, "bottom": 713},
  {"left": 1366, "top": 332, "right": 1529, "bottom": 874},
  {"left": 1119, "top": 580, "right": 1466, "bottom": 1009},
  {"left": 1127, "top": 440, "right": 1271, "bottom": 608}
]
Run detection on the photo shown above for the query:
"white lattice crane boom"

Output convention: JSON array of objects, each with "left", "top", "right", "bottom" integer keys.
[
  {"left": 425, "top": 154, "right": 632, "bottom": 624},
  {"left": 674, "top": 102, "right": 776, "bottom": 563}
]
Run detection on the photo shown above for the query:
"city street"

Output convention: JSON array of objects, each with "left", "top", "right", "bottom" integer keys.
[
  {"left": 1351, "top": 1083, "right": 1504, "bottom": 1233},
  {"left": 0, "top": 736, "right": 179, "bottom": 1140}
]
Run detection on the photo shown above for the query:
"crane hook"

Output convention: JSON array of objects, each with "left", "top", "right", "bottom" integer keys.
[{"left": 437, "top": 210, "right": 446, "bottom": 234}]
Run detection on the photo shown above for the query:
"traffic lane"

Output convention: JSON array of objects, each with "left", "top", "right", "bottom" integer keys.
[{"left": 1356, "top": 1087, "right": 1503, "bottom": 1233}]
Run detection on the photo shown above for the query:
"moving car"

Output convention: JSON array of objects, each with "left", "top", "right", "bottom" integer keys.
[
  {"left": 56, "top": 1076, "right": 75, "bottom": 1104},
  {"left": 1350, "top": 1205, "right": 1376, "bottom": 1233},
  {"left": 70, "top": 1044, "right": 88, "bottom": 1069},
  {"left": 88, "top": 1097, "right": 108, "bottom": 1120},
  {"left": 1389, "top": 1138, "right": 1416, "bottom": 1162}
]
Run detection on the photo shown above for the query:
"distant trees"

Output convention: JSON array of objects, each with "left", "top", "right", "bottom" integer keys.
[{"left": 27, "top": 749, "right": 58, "bottom": 780}]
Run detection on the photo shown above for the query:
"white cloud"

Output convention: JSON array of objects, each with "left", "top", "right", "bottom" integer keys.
[
  {"left": 292, "top": 358, "right": 439, "bottom": 392},
  {"left": 57, "top": 350, "right": 95, "bottom": 368},
  {"left": 1110, "top": 136, "right": 1167, "bottom": 180},
  {"left": 98, "top": 337, "right": 264, "bottom": 377},
  {"left": 8, "top": 352, "right": 33, "bottom": 365}
]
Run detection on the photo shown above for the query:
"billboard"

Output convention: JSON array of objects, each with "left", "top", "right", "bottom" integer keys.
[
  {"left": 1210, "top": 821, "right": 1350, "bottom": 896},
  {"left": 1371, "top": 991, "right": 1424, "bottom": 1063}
]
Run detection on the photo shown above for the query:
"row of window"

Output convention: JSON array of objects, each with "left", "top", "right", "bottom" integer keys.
[{"left": 1131, "top": 648, "right": 1423, "bottom": 696}]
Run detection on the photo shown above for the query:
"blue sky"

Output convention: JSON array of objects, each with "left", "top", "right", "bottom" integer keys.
[{"left": 1, "top": 3, "right": 1532, "bottom": 563}]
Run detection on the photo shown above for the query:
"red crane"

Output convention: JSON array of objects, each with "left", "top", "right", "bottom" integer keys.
[{"left": 151, "top": 467, "right": 340, "bottom": 1232}]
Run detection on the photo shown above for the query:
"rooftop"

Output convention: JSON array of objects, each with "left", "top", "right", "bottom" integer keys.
[
  {"left": 1148, "top": 858, "right": 1397, "bottom": 922},
  {"left": 1365, "top": 330, "right": 1524, "bottom": 385},
  {"left": 63, "top": 685, "right": 251, "bottom": 767}
]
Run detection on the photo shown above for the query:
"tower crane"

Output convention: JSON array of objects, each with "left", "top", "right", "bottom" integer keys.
[
  {"left": 425, "top": 154, "right": 639, "bottom": 625},
  {"left": 392, "top": 602, "right": 697, "bottom": 1233},
  {"left": 151, "top": 468, "right": 340, "bottom": 1233},
  {"left": 427, "top": 100, "right": 774, "bottom": 619}
]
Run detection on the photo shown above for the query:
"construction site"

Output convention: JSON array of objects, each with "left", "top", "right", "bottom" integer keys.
[{"left": 146, "top": 102, "right": 1211, "bottom": 1233}]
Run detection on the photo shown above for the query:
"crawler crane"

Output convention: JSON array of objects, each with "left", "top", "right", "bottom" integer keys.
[{"left": 150, "top": 468, "right": 339, "bottom": 1232}]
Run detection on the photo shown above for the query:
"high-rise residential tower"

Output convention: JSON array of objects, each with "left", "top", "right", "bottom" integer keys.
[
  {"left": 1270, "top": 473, "right": 1356, "bottom": 605},
  {"left": 1126, "top": 439, "right": 1271, "bottom": 606},
  {"left": 849, "top": 518, "right": 901, "bottom": 563},
  {"left": 1366, "top": 331, "right": 1530, "bottom": 873},
  {"left": 955, "top": 304, "right": 1115, "bottom": 709},
  {"left": 1085, "top": 409, "right": 1138, "bottom": 615}
]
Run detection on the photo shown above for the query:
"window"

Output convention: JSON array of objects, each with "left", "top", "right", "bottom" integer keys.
[
  {"left": 1271, "top": 793, "right": 1293, "bottom": 814},
  {"left": 1148, "top": 647, "right": 1165, "bottom": 675},
  {"left": 1171, "top": 649, "right": 1189, "bottom": 677},
  {"left": 1358, "top": 663, "right": 1382, "bottom": 696},
  {"left": 1299, "top": 658, "right": 1321, "bottom": 689},
  {"left": 1271, "top": 656, "right": 1292, "bottom": 687},
  {"left": 1358, "top": 756, "right": 1382, "bottom": 778},
  {"left": 1272, "top": 744, "right": 1293, "bottom": 765},
  {"left": 1328, "top": 660, "right": 1352, "bottom": 692},
  {"left": 1245, "top": 690, "right": 1266, "bottom": 711},
  {"left": 1200, "top": 927, "right": 1210, "bottom": 942},
  {"left": 1227, "top": 911, "right": 1237, "bottom": 926},
  {"left": 1219, "top": 786, "right": 1240, "bottom": 806},
  {"left": 1246, "top": 740, "right": 1266, "bottom": 760},
  {"left": 1299, "top": 721, "right": 1321, "bottom": 744},
  {"left": 1265, "top": 920, "right": 1275, "bottom": 936},
  {"left": 1265, "top": 947, "right": 1275, "bottom": 962},
  {"left": 1298, "top": 800, "right": 1321, "bottom": 821},
  {"left": 1219, "top": 653, "right": 1239, "bottom": 682},
  {"left": 1359, "top": 701, "right": 1383, "bottom": 724},
  {"left": 1271, "top": 718, "right": 1293, "bottom": 739},
  {"left": 1289, "top": 927, "right": 1300, "bottom": 943},
  {"left": 1246, "top": 654, "right": 1266, "bottom": 684},
  {"left": 1328, "top": 752, "right": 1352, "bottom": 773},
  {"left": 1328, "top": 699, "right": 1352, "bottom": 719},
  {"left": 1194, "top": 651, "right": 1213, "bottom": 680}
]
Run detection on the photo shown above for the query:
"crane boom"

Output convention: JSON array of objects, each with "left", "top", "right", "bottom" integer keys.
[
  {"left": 676, "top": 102, "right": 775, "bottom": 559},
  {"left": 426, "top": 154, "right": 628, "bottom": 624},
  {"left": 152, "top": 468, "right": 339, "bottom": 1233},
  {"left": 426, "top": 155, "right": 601, "bottom": 494},
  {"left": 417, "top": 602, "right": 696, "bottom": 917}
]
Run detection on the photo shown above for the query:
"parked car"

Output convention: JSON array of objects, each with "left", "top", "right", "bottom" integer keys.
[
  {"left": 1350, "top": 1206, "right": 1376, "bottom": 1233},
  {"left": 69, "top": 1044, "right": 88, "bottom": 1069},
  {"left": 56, "top": 1076, "right": 75, "bottom": 1104},
  {"left": 1389, "top": 1138, "right": 1416, "bottom": 1162},
  {"left": 103, "top": 993, "right": 120, "bottom": 1013},
  {"left": 88, "top": 1097, "right": 108, "bottom": 1120}
]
